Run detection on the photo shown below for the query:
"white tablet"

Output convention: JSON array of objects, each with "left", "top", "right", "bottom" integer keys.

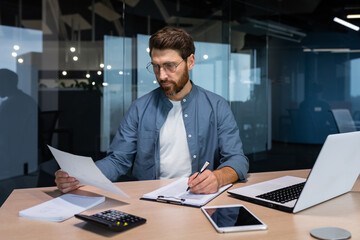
[{"left": 201, "top": 204, "right": 267, "bottom": 233}]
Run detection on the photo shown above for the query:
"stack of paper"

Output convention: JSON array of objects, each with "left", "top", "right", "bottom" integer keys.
[{"left": 19, "top": 194, "right": 105, "bottom": 222}]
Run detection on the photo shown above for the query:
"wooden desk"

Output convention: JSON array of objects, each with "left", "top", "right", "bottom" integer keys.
[{"left": 1, "top": 169, "right": 359, "bottom": 240}]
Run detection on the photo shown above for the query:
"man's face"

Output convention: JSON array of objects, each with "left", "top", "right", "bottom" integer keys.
[{"left": 150, "top": 49, "right": 190, "bottom": 98}]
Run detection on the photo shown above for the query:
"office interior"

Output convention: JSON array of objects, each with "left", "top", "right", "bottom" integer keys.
[{"left": 0, "top": 0, "right": 359, "bottom": 207}]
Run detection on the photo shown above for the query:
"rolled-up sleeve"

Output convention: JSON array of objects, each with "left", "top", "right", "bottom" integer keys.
[{"left": 216, "top": 99, "right": 249, "bottom": 180}]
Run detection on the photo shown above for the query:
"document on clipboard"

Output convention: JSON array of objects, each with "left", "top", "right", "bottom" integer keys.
[{"left": 140, "top": 178, "right": 232, "bottom": 207}]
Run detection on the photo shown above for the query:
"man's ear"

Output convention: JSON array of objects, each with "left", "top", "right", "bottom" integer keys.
[{"left": 187, "top": 54, "right": 195, "bottom": 71}]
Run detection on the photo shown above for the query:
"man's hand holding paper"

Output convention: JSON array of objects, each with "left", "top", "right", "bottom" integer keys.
[
  {"left": 55, "top": 170, "right": 80, "bottom": 193},
  {"left": 49, "top": 146, "right": 128, "bottom": 197}
]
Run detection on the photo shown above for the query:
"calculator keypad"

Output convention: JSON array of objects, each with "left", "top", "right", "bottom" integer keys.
[
  {"left": 75, "top": 209, "right": 146, "bottom": 232},
  {"left": 94, "top": 210, "right": 144, "bottom": 226}
]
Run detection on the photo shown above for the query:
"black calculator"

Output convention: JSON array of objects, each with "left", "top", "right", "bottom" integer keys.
[{"left": 75, "top": 209, "right": 146, "bottom": 232}]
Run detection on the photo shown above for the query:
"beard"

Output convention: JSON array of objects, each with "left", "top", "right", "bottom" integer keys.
[{"left": 158, "top": 67, "right": 189, "bottom": 97}]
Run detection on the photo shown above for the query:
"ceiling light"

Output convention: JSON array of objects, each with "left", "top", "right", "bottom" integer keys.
[
  {"left": 267, "top": 32, "right": 301, "bottom": 43},
  {"left": 106, "top": 65, "right": 112, "bottom": 70},
  {"left": 119, "top": 71, "right": 123, "bottom": 75},
  {"left": 304, "top": 48, "right": 360, "bottom": 53},
  {"left": 18, "top": 58, "right": 24, "bottom": 63},
  {"left": 102, "top": 82, "right": 109, "bottom": 86},
  {"left": 312, "top": 48, "right": 350, "bottom": 52},
  {"left": 92, "top": 81, "right": 95, "bottom": 85},
  {"left": 347, "top": 14, "right": 360, "bottom": 19},
  {"left": 11, "top": 52, "right": 17, "bottom": 57},
  {"left": 62, "top": 71, "right": 67, "bottom": 76},
  {"left": 333, "top": 17, "right": 359, "bottom": 31},
  {"left": 97, "top": 71, "right": 102, "bottom": 75},
  {"left": 86, "top": 73, "right": 90, "bottom": 78},
  {"left": 146, "top": 48, "right": 150, "bottom": 53},
  {"left": 247, "top": 17, "right": 306, "bottom": 43},
  {"left": 70, "top": 47, "right": 76, "bottom": 52},
  {"left": 100, "top": 63, "right": 104, "bottom": 68},
  {"left": 203, "top": 54, "right": 209, "bottom": 60},
  {"left": 73, "top": 56, "right": 78, "bottom": 61},
  {"left": 13, "top": 45, "right": 20, "bottom": 51}
]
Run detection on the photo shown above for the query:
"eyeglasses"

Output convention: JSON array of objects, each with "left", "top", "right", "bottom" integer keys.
[{"left": 146, "top": 59, "right": 185, "bottom": 74}]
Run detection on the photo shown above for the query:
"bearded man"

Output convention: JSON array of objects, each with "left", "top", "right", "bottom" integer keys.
[{"left": 55, "top": 27, "right": 249, "bottom": 194}]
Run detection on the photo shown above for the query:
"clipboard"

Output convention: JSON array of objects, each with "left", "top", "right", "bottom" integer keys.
[{"left": 140, "top": 178, "right": 232, "bottom": 207}]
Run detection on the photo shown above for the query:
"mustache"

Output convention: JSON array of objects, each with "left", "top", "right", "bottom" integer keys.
[{"left": 159, "top": 80, "right": 175, "bottom": 85}]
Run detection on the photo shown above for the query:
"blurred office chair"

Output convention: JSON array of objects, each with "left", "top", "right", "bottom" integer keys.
[
  {"left": 38, "top": 111, "right": 60, "bottom": 164},
  {"left": 37, "top": 111, "right": 60, "bottom": 186},
  {"left": 329, "top": 109, "right": 357, "bottom": 133},
  {"left": 37, "top": 110, "right": 73, "bottom": 187}
]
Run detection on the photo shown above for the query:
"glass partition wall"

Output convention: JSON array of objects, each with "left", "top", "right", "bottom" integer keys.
[{"left": 1, "top": 0, "right": 360, "bottom": 206}]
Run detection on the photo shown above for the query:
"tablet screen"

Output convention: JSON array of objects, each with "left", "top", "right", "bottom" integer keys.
[{"left": 203, "top": 206, "right": 262, "bottom": 227}]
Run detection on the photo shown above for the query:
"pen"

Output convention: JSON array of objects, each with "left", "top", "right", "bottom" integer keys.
[{"left": 186, "top": 161, "right": 210, "bottom": 191}]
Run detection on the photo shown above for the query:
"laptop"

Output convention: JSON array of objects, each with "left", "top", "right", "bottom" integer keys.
[{"left": 228, "top": 131, "right": 360, "bottom": 213}]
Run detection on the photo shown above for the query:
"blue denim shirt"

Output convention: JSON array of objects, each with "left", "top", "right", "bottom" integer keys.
[{"left": 96, "top": 83, "right": 249, "bottom": 181}]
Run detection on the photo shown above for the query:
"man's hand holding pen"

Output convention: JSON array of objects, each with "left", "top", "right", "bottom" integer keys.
[
  {"left": 187, "top": 161, "right": 220, "bottom": 194},
  {"left": 187, "top": 169, "right": 220, "bottom": 194}
]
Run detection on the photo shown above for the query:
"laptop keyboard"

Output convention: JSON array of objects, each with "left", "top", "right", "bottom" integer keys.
[{"left": 256, "top": 182, "right": 305, "bottom": 204}]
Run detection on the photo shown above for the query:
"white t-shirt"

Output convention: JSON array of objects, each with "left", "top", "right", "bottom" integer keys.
[{"left": 159, "top": 100, "right": 192, "bottom": 179}]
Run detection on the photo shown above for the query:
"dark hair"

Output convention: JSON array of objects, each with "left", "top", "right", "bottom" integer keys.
[{"left": 149, "top": 27, "right": 195, "bottom": 59}]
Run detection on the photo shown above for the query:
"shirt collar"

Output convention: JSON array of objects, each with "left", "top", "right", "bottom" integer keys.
[{"left": 180, "top": 80, "right": 197, "bottom": 106}]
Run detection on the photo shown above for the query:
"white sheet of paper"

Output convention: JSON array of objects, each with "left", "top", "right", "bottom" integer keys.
[
  {"left": 19, "top": 194, "right": 105, "bottom": 222},
  {"left": 48, "top": 145, "right": 128, "bottom": 197}
]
